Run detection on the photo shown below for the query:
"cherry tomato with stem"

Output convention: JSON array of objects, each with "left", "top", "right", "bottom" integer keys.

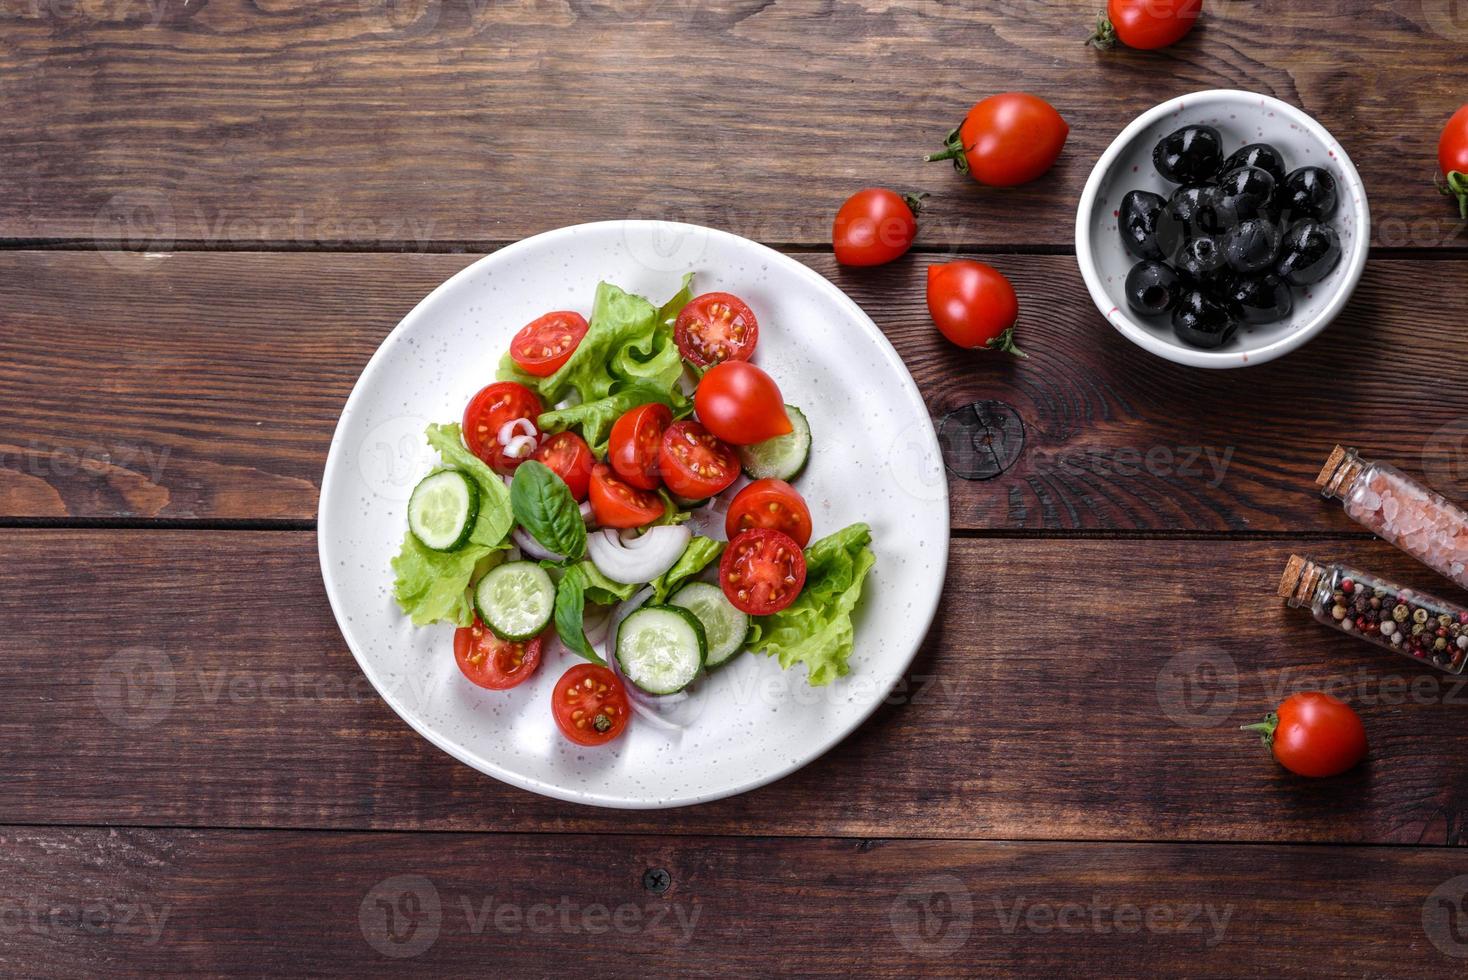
[
  {"left": 588, "top": 463, "right": 664, "bottom": 528},
  {"left": 833, "top": 189, "right": 924, "bottom": 266},
  {"left": 926, "top": 260, "right": 1025, "bottom": 356},
  {"left": 1439, "top": 105, "right": 1468, "bottom": 220},
  {"left": 463, "top": 382, "right": 544, "bottom": 474},
  {"left": 1087, "top": 0, "right": 1201, "bottom": 51},
  {"left": 694, "top": 361, "right": 792, "bottom": 445},
  {"left": 608, "top": 403, "right": 672, "bottom": 491},
  {"left": 509, "top": 311, "right": 589, "bottom": 377},
  {"left": 531, "top": 430, "right": 594, "bottom": 501},
  {"left": 552, "top": 663, "right": 631, "bottom": 746},
  {"left": 454, "top": 619, "right": 544, "bottom": 690},
  {"left": 925, "top": 93, "right": 1068, "bottom": 187},
  {"left": 720, "top": 528, "right": 807, "bottom": 616},
  {"left": 659, "top": 420, "right": 739, "bottom": 500},
  {"left": 674, "top": 292, "right": 759, "bottom": 367},
  {"left": 725, "top": 478, "right": 812, "bottom": 547},
  {"left": 1241, "top": 691, "right": 1367, "bottom": 778}
]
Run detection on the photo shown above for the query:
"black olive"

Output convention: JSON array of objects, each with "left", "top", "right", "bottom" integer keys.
[
  {"left": 1275, "top": 219, "right": 1342, "bottom": 286},
  {"left": 1153, "top": 125, "right": 1224, "bottom": 184},
  {"left": 1125, "top": 260, "right": 1182, "bottom": 316},
  {"left": 1222, "top": 218, "right": 1282, "bottom": 274},
  {"left": 1215, "top": 166, "right": 1277, "bottom": 225},
  {"left": 1220, "top": 143, "right": 1287, "bottom": 185},
  {"left": 1279, "top": 167, "right": 1338, "bottom": 222},
  {"left": 1161, "top": 184, "right": 1225, "bottom": 249},
  {"left": 1119, "top": 190, "right": 1169, "bottom": 260},
  {"left": 1172, "top": 288, "right": 1239, "bottom": 349},
  {"left": 1175, "top": 234, "right": 1227, "bottom": 279},
  {"left": 1215, "top": 272, "right": 1293, "bottom": 324}
]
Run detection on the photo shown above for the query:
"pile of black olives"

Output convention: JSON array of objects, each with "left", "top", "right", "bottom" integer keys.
[{"left": 1119, "top": 125, "right": 1343, "bottom": 349}]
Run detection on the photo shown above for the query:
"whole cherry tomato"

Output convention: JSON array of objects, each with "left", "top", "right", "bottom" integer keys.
[
  {"left": 1242, "top": 692, "right": 1367, "bottom": 778},
  {"left": 925, "top": 260, "right": 1025, "bottom": 356},
  {"left": 1439, "top": 104, "right": 1468, "bottom": 220},
  {"left": 832, "top": 189, "right": 922, "bottom": 266},
  {"left": 925, "top": 93, "right": 1068, "bottom": 187},
  {"left": 693, "top": 362, "right": 792, "bottom": 445},
  {"left": 1087, "top": 0, "right": 1202, "bottom": 51}
]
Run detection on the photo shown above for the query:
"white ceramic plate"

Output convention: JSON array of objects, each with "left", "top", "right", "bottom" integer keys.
[
  {"left": 1075, "top": 89, "right": 1369, "bottom": 368},
  {"left": 318, "top": 220, "right": 949, "bottom": 808}
]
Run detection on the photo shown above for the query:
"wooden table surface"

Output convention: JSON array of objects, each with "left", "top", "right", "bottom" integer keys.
[{"left": 4, "top": 1, "right": 1468, "bottom": 975}]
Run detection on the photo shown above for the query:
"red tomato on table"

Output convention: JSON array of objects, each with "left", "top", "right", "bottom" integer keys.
[
  {"left": 926, "top": 260, "right": 1025, "bottom": 356},
  {"left": 1439, "top": 105, "right": 1468, "bottom": 220},
  {"left": 1087, "top": 0, "right": 1202, "bottom": 50},
  {"left": 925, "top": 93, "right": 1068, "bottom": 187},
  {"left": 1243, "top": 691, "right": 1367, "bottom": 778},
  {"left": 832, "top": 188, "right": 921, "bottom": 267}
]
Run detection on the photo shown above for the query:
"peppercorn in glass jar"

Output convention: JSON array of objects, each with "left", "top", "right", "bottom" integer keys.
[
  {"left": 1279, "top": 554, "right": 1468, "bottom": 674},
  {"left": 1317, "top": 445, "right": 1468, "bottom": 589}
]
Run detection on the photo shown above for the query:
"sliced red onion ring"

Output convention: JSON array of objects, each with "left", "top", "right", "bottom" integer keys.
[{"left": 512, "top": 526, "right": 564, "bottom": 562}]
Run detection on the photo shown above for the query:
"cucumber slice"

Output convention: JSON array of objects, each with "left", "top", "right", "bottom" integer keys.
[
  {"left": 737, "top": 405, "right": 811, "bottom": 481},
  {"left": 407, "top": 469, "right": 479, "bottom": 551},
  {"left": 668, "top": 582, "right": 748, "bottom": 669},
  {"left": 615, "top": 605, "right": 706, "bottom": 695},
  {"left": 474, "top": 561, "right": 555, "bottom": 641}
]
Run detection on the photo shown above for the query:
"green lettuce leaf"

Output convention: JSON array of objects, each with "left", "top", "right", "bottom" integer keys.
[
  {"left": 536, "top": 383, "right": 683, "bottom": 457},
  {"left": 745, "top": 523, "right": 876, "bottom": 686},
  {"left": 391, "top": 423, "right": 514, "bottom": 625},
  {"left": 649, "top": 536, "right": 724, "bottom": 603}
]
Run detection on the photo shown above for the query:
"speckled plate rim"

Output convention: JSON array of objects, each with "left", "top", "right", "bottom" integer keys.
[
  {"left": 1074, "top": 89, "right": 1371, "bottom": 369},
  {"left": 317, "top": 220, "right": 949, "bottom": 809}
]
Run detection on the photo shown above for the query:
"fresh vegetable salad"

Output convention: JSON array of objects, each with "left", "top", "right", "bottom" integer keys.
[{"left": 392, "top": 276, "right": 875, "bottom": 746}]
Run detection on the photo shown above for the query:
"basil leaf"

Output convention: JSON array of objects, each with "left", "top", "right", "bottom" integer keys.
[
  {"left": 553, "top": 567, "right": 604, "bottom": 665},
  {"left": 510, "top": 461, "right": 587, "bottom": 560}
]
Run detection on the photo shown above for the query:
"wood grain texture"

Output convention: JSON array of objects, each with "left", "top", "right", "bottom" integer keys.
[
  {"left": 0, "top": 0, "right": 1463, "bottom": 250},
  {"left": 1, "top": 827, "right": 1465, "bottom": 976},
  {"left": 4, "top": 249, "right": 1467, "bottom": 529},
  {"left": 5, "top": 528, "right": 1468, "bottom": 843}
]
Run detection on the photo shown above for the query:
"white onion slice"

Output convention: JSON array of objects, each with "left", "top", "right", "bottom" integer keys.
[
  {"left": 502, "top": 433, "right": 537, "bottom": 460},
  {"left": 512, "top": 526, "right": 564, "bottom": 562},
  {"left": 587, "top": 525, "right": 691, "bottom": 584},
  {"left": 579, "top": 501, "right": 594, "bottom": 523},
  {"left": 497, "top": 418, "right": 536, "bottom": 445}
]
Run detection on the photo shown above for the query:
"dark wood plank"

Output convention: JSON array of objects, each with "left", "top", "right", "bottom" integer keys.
[
  {"left": 5, "top": 528, "right": 1468, "bottom": 843},
  {"left": 1, "top": 1, "right": 1462, "bottom": 249},
  {"left": 2, "top": 827, "right": 1465, "bottom": 976},
  {"left": 4, "top": 249, "right": 1466, "bottom": 530}
]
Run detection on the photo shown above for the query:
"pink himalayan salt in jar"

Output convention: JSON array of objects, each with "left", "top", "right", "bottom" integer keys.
[{"left": 1317, "top": 445, "right": 1468, "bottom": 590}]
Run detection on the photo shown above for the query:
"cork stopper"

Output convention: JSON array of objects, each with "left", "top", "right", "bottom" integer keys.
[
  {"left": 1316, "top": 445, "right": 1365, "bottom": 499},
  {"left": 1278, "top": 553, "right": 1323, "bottom": 607}
]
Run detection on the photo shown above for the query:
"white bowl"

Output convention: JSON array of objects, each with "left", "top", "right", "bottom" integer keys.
[
  {"left": 1075, "top": 89, "right": 1369, "bottom": 369},
  {"left": 317, "top": 220, "right": 950, "bottom": 808}
]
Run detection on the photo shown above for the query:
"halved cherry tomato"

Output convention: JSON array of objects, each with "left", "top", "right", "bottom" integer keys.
[
  {"left": 510, "top": 311, "right": 589, "bottom": 377},
  {"left": 925, "top": 92, "right": 1068, "bottom": 187},
  {"left": 552, "top": 663, "right": 630, "bottom": 746},
  {"left": 1439, "top": 105, "right": 1468, "bottom": 220},
  {"left": 531, "top": 430, "right": 594, "bottom": 502},
  {"left": 674, "top": 292, "right": 759, "bottom": 367},
  {"left": 588, "top": 463, "right": 664, "bottom": 528},
  {"left": 1087, "top": 0, "right": 1201, "bottom": 51},
  {"left": 608, "top": 403, "right": 672, "bottom": 491},
  {"left": 926, "top": 260, "right": 1025, "bottom": 356},
  {"left": 720, "top": 528, "right": 807, "bottom": 616},
  {"left": 659, "top": 421, "right": 739, "bottom": 500},
  {"left": 833, "top": 188, "right": 921, "bottom": 267},
  {"left": 1243, "top": 691, "right": 1367, "bottom": 778},
  {"left": 463, "top": 382, "right": 544, "bottom": 474},
  {"left": 725, "top": 478, "right": 812, "bottom": 547},
  {"left": 693, "top": 361, "right": 792, "bottom": 445},
  {"left": 454, "top": 619, "right": 544, "bottom": 690}
]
